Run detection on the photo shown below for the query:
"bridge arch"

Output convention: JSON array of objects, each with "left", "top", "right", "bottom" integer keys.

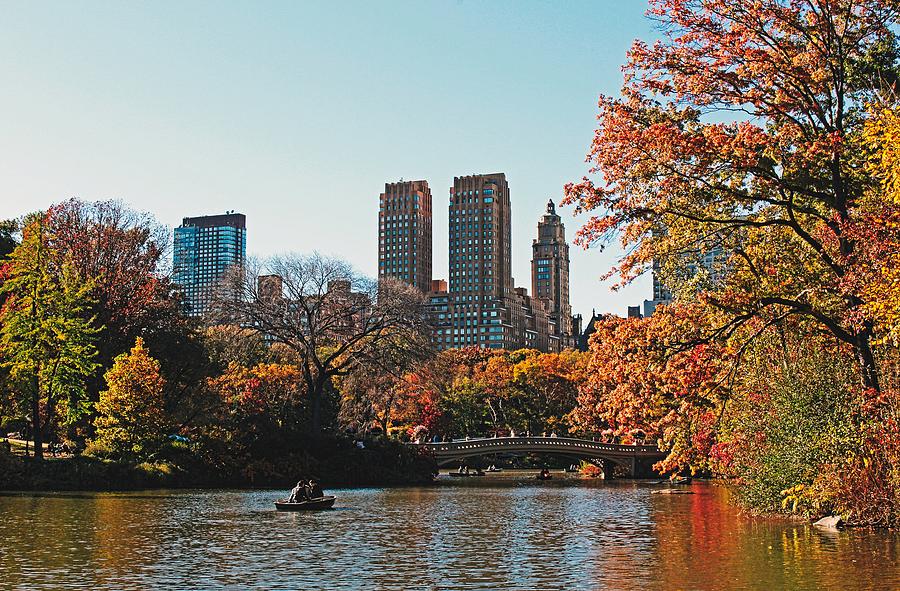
[{"left": 410, "top": 436, "right": 665, "bottom": 478}]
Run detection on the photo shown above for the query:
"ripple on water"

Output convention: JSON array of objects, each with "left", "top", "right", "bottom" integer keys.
[{"left": 0, "top": 481, "right": 897, "bottom": 591}]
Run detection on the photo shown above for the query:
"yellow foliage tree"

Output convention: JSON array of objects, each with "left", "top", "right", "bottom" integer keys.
[
  {"left": 864, "top": 105, "right": 900, "bottom": 206},
  {"left": 93, "top": 337, "right": 169, "bottom": 459},
  {"left": 855, "top": 105, "right": 900, "bottom": 343}
]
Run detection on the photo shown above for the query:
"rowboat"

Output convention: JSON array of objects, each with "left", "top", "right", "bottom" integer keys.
[{"left": 274, "top": 496, "right": 336, "bottom": 511}]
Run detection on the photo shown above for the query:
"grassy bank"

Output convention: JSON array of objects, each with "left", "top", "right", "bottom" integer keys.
[{"left": 0, "top": 436, "right": 437, "bottom": 491}]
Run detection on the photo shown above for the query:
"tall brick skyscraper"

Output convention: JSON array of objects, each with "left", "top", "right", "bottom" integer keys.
[
  {"left": 377, "top": 180, "right": 432, "bottom": 293},
  {"left": 448, "top": 173, "right": 517, "bottom": 349},
  {"left": 532, "top": 199, "right": 573, "bottom": 346}
]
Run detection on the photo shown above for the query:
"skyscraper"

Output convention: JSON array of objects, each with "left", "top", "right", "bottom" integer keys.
[
  {"left": 531, "top": 199, "right": 573, "bottom": 347},
  {"left": 643, "top": 259, "right": 672, "bottom": 317},
  {"left": 173, "top": 212, "right": 246, "bottom": 317},
  {"left": 378, "top": 180, "right": 432, "bottom": 293},
  {"left": 643, "top": 245, "right": 725, "bottom": 317},
  {"left": 448, "top": 173, "right": 517, "bottom": 349}
]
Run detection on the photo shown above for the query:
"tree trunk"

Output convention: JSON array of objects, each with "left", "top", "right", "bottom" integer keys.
[
  {"left": 32, "top": 375, "right": 43, "bottom": 461},
  {"left": 856, "top": 332, "right": 881, "bottom": 392},
  {"left": 309, "top": 378, "right": 325, "bottom": 435}
]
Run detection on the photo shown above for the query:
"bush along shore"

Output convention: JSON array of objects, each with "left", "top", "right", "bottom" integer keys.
[{"left": 0, "top": 436, "right": 437, "bottom": 491}]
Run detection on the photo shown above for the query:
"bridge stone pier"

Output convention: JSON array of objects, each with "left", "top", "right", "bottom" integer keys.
[{"left": 410, "top": 436, "right": 665, "bottom": 478}]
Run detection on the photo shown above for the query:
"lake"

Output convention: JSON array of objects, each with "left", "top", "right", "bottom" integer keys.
[{"left": 1, "top": 474, "right": 897, "bottom": 590}]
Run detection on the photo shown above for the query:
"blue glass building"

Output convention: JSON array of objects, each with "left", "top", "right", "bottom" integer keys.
[{"left": 173, "top": 212, "right": 246, "bottom": 316}]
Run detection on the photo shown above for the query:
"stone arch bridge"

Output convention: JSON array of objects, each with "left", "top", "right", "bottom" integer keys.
[{"left": 410, "top": 436, "right": 665, "bottom": 478}]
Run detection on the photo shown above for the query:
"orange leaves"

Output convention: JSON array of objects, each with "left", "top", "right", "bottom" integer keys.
[
  {"left": 393, "top": 347, "right": 588, "bottom": 437},
  {"left": 565, "top": 0, "right": 897, "bottom": 392},
  {"left": 208, "top": 362, "right": 305, "bottom": 417},
  {"left": 571, "top": 304, "right": 733, "bottom": 473},
  {"left": 93, "top": 338, "right": 169, "bottom": 458}
]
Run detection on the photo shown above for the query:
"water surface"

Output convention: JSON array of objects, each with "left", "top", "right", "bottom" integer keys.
[{"left": 0, "top": 476, "right": 896, "bottom": 590}]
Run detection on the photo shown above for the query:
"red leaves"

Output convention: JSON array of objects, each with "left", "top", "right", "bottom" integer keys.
[
  {"left": 564, "top": 0, "right": 898, "bottom": 398},
  {"left": 45, "top": 198, "right": 177, "bottom": 338},
  {"left": 209, "top": 363, "right": 305, "bottom": 417},
  {"left": 570, "top": 304, "right": 733, "bottom": 473}
]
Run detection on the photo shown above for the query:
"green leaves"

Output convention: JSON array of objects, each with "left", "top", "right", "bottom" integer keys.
[{"left": 0, "top": 216, "right": 100, "bottom": 449}]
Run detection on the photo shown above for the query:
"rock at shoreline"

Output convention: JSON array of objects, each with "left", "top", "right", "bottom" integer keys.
[
  {"left": 651, "top": 488, "right": 694, "bottom": 495},
  {"left": 813, "top": 515, "right": 843, "bottom": 529}
]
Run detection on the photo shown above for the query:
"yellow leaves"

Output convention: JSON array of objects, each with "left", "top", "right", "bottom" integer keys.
[
  {"left": 863, "top": 105, "right": 900, "bottom": 206},
  {"left": 93, "top": 337, "right": 168, "bottom": 458},
  {"left": 780, "top": 484, "right": 806, "bottom": 513}
]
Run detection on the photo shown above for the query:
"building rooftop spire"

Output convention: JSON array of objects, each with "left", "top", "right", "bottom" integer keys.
[{"left": 547, "top": 198, "right": 556, "bottom": 215}]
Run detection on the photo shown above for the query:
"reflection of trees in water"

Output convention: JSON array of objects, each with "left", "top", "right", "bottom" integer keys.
[
  {"left": 649, "top": 485, "right": 900, "bottom": 591},
  {"left": 577, "top": 483, "right": 657, "bottom": 588},
  {"left": 367, "top": 488, "right": 449, "bottom": 589},
  {"left": 0, "top": 496, "right": 106, "bottom": 588},
  {"left": 4, "top": 486, "right": 898, "bottom": 590},
  {"left": 92, "top": 494, "right": 166, "bottom": 586}
]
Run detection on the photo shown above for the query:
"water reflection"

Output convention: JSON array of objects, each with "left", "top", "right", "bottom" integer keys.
[
  {"left": 0, "top": 478, "right": 896, "bottom": 590},
  {"left": 649, "top": 486, "right": 899, "bottom": 590}
]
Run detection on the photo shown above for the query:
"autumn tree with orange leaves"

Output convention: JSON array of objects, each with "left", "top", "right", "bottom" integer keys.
[
  {"left": 392, "top": 347, "right": 587, "bottom": 439},
  {"left": 92, "top": 338, "right": 169, "bottom": 460},
  {"left": 570, "top": 306, "right": 733, "bottom": 473},
  {"left": 563, "top": 0, "right": 900, "bottom": 390},
  {"left": 565, "top": 0, "right": 900, "bottom": 523}
]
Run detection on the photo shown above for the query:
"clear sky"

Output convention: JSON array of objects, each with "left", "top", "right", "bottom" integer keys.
[{"left": 0, "top": 0, "right": 656, "bottom": 318}]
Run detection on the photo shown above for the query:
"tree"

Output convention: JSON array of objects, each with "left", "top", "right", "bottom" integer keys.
[
  {"left": 570, "top": 305, "right": 732, "bottom": 474},
  {"left": 394, "top": 347, "right": 587, "bottom": 439},
  {"left": 846, "top": 105, "right": 900, "bottom": 343},
  {"left": 563, "top": 0, "right": 900, "bottom": 389},
  {"left": 204, "top": 324, "right": 268, "bottom": 370},
  {"left": 0, "top": 218, "right": 19, "bottom": 261},
  {"left": 339, "top": 320, "right": 434, "bottom": 436},
  {"left": 509, "top": 349, "right": 586, "bottom": 434},
  {"left": 93, "top": 337, "right": 169, "bottom": 459},
  {"left": 216, "top": 255, "right": 431, "bottom": 434},
  {"left": 0, "top": 218, "right": 20, "bottom": 416},
  {"left": 0, "top": 215, "right": 98, "bottom": 459},
  {"left": 208, "top": 362, "right": 306, "bottom": 430},
  {"left": 200, "top": 361, "right": 308, "bottom": 478},
  {"left": 428, "top": 348, "right": 497, "bottom": 437},
  {"left": 46, "top": 199, "right": 207, "bottom": 436},
  {"left": 864, "top": 104, "right": 900, "bottom": 205}
]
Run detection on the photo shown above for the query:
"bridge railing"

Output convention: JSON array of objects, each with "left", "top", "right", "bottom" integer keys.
[{"left": 409, "top": 436, "right": 660, "bottom": 456}]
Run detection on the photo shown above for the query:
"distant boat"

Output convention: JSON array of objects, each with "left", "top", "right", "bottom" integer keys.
[
  {"left": 449, "top": 470, "right": 485, "bottom": 478},
  {"left": 274, "top": 496, "right": 336, "bottom": 511},
  {"left": 535, "top": 470, "right": 553, "bottom": 481},
  {"left": 652, "top": 476, "right": 692, "bottom": 485}
]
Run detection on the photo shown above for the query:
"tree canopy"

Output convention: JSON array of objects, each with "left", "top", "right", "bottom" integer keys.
[{"left": 563, "top": 0, "right": 900, "bottom": 389}]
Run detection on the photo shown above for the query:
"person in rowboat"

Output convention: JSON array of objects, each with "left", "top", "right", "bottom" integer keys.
[
  {"left": 308, "top": 479, "right": 324, "bottom": 499},
  {"left": 289, "top": 480, "right": 308, "bottom": 503}
]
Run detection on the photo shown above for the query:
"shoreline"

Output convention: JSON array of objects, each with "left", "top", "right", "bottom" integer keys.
[{"left": 0, "top": 438, "right": 439, "bottom": 492}]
